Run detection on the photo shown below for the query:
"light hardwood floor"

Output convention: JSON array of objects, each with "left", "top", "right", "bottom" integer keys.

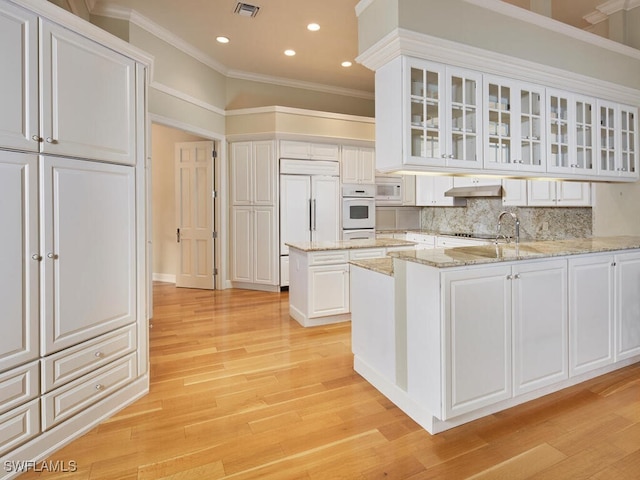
[{"left": 20, "top": 283, "right": 640, "bottom": 479}]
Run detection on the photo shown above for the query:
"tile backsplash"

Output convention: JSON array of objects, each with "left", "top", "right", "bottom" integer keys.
[{"left": 420, "top": 198, "right": 592, "bottom": 241}]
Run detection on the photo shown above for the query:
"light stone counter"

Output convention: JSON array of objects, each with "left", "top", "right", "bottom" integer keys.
[
  {"left": 349, "top": 257, "right": 394, "bottom": 276},
  {"left": 389, "top": 236, "right": 640, "bottom": 268},
  {"left": 286, "top": 238, "right": 416, "bottom": 252}
]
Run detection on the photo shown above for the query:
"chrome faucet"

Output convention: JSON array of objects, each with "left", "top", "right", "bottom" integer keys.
[{"left": 496, "top": 211, "right": 520, "bottom": 245}]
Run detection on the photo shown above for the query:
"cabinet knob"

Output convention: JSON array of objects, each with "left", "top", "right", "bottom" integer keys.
[
  {"left": 506, "top": 274, "right": 513, "bottom": 280},
  {"left": 45, "top": 137, "right": 56, "bottom": 144},
  {"left": 514, "top": 273, "right": 521, "bottom": 279},
  {"left": 31, "top": 254, "right": 42, "bottom": 261},
  {"left": 95, "top": 384, "right": 104, "bottom": 391},
  {"left": 47, "top": 252, "right": 59, "bottom": 259},
  {"left": 611, "top": 262, "right": 617, "bottom": 267},
  {"left": 95, "top": 351, "right": 104, "bottom": 359},
  {"left": 32, "top": 135, "right": 43, "bottom": 142}
]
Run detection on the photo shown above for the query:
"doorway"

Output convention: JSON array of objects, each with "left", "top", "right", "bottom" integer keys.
[{"left": 150, "top": 122, "right": 221, "bottom": 290}]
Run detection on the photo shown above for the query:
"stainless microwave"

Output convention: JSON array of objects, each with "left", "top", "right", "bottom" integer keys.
[{"left": 375, "top": 176, "right": 402, "bottom": 205}]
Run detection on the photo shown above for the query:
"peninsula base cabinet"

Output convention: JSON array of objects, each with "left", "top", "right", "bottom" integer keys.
[{"left": 398, "top": 251, "right": 639, "bottom": 434}]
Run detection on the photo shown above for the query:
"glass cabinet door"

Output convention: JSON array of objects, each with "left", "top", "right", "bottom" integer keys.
[
  {"left": 598, "top": 101, "right": 617, "bottom": 175},
  {"left": 620, "top": 106, "right": 637, "bottom": 177},
  {"left": 410, "top": 65, "right": 443, "bottom": 161},
  {"left": 519, "top": 88, "right": 543, "bottom": 170},
  {"left": 574, "top": 96, "right": 595, "bottom": 172},
  {"left": 485, "top": 79, "right": 513, "bottom": 168},
  {"left": 447, "top": 69, "right": 481, "bottom": 167},
  {"left": 548, "top": 92, "right": 569, "bottom": 169}
]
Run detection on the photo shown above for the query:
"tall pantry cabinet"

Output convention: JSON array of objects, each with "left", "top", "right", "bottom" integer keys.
[{"left": 0, "top": 0, "right": 150, "bottom": 471}]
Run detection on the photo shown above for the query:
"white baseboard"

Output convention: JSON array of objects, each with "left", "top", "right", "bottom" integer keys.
[{"left": 153, "top": 273, "right": 176, "bottom": 283}]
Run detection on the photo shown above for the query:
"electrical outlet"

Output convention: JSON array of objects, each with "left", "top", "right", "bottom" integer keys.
[{"left": 542, "top": 221, "right": 549, "bottom": 231}]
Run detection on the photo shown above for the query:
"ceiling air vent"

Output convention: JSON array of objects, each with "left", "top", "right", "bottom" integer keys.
[{"left": 234, "top": 2, "right": 260, "bottom": 17}]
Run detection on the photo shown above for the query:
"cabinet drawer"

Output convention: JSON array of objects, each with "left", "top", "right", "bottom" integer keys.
[
  {"left": 309, "top": 250, "right": 348, "bottom": 266},
  {"left": 41, "top": 324, "right": 136, "bottom": 393},
  {"left": 41, "top": 353, "right": 137, "bottom": 431},
  {"left": 0, "top": 362, "right": 39, "bottom": 415},
  {"left": 0, "top": 399, "right": 40, "bottom": 456},
  {"left": 349, "top": 248, "right": 385, "bottom": 260}
]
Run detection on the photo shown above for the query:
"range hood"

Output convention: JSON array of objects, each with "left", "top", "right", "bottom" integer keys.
[{"left": 444, "top": 184, "right": 503, "bottom": 198}]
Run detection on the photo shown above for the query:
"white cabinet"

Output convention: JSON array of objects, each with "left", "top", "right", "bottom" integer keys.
[
  {"left": 231, "top": 206, "right": 277, "bottom": 286},
  {"left": 0, "top": 152, "right": 38, "bottom": 373},
  {"left": 0, "top": 3, "right": 38, "bottom": 152},
  {"left": 407, "top": 60, "right": 482, "bottom": 169},
  {"left": 546, "top": 90, "right": 597, "bottom": 176},
  {"left": 405, "top": 232, "right": 435, "bottom": 249},
  {"left": 309, "top": 264, "right": 350, "bottom": 318},
  {"left": 484, "top": 76, "right": 545, "bottom": 173},
  {"left": 512, "top": 260, "right": 568, "bottom": 395},
  {"left": 42, "top": 157, "right": 137, "bottom": 355},
  {"left": 501, "top": 179, "right": 528, "bottom": 206},
  {"left": 415, "top": 175, "right": 461, "bottom": 206},
  {"left": 230, "top": 141, "right": 278, "bottom": 288},
  {"left": 614, "top": 251, "right": 640, "bottom": 361},
  {"left": 402, "top": 175, "right": 416, "bottom": 205},
  {"left": 597, "top": 102, "right": 638, "bottom": 180},
  {"left": 279, "top": 140, "right": 339, "bottom": 161},
  {"left": 568, "top": 254, "right": 615, "bottom": 376},
  {"left": 442, "top": 259, "right": 567, "bottom": 418},
  {"left": 230, "top": 141, "right": 276, "bottom": 205},
  {"left": 527, "top": 180, "right": 591, "bottom": 207},
  {"left": 443, "top": 265, "right": 512, "bottom": 418},
  {"left": 341, "top": 146, "right": 375, "bottom": 184}
]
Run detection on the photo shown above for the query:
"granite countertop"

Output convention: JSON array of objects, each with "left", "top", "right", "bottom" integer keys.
[
  {"left": 388, "top": 236, "right": 640, "bottom": 268},
  {"left": 286, "top": 238, "right": 416, "bottom": 252},
  {"left": 350, "top": 257, "right": 394, "bottom": 276}
]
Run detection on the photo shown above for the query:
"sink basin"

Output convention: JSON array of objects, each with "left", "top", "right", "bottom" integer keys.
[{"left": 444, "top": 243, "right": 543, "bottom": 260}]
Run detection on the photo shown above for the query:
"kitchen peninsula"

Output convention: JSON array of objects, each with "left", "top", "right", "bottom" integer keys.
[
  {"left": 286, "top": 238, "right": 415, "bottom": 327},
  {"left": 351, "top": 236, "right": 640, "bottom": 434}
]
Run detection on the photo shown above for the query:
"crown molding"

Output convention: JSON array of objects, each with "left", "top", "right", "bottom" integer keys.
[
  {"left": 150, "top": 82, "right": 226, "bottom": 117},
  {"left": 583, "top": 0, "right": 640, "bottom": 24},
  {"left": 583, "top": 10, "right": 609, "bottom": 25},
  {"left": 358, "top": 28, "right": 640, "bottom": 105},
  {"left": 90, "top": 1, "right": 374, "bottom": 100},
  {"left": 355, "top": 0, "right": 375, "bottom": 17},
  {"left": 226, "top": 105, "right": 375, "bottom": 123}
]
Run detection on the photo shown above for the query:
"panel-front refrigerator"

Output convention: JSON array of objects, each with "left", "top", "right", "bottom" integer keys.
[{"left": 280, "top": 159, "right": 340, "bottom": 286}]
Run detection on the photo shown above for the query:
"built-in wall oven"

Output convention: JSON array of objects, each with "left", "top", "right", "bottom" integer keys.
[{"left": 342, "top": 184, "right": 375, "bottom": 239}]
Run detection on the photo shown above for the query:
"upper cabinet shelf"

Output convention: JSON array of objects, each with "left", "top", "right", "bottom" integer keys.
[{"left": 375, "top": 55, "right": 639, "bottom": 183}]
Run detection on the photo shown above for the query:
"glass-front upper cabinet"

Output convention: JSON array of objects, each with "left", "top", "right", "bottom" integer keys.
[
  {"left": 484, "top": 75, "right": 545, "bottom": 173},
  {"left": 546, "top": 90, "right": 597, "bottom": 176},
  {"left": 597, "top": 101, "right": 638, "bottom": 179},
  {"left": 408, "top": 59, "right": 482, "bottom": 169}
]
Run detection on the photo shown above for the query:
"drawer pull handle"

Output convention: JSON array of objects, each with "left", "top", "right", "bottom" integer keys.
[
  {"left": 95, "top": 351, "right": 104, "bottom": 359},
  {"left": 95, "top": 384, "right": 104, "bottom": 391}
]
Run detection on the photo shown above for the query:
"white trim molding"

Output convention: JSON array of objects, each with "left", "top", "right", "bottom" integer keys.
[
  {"left": 226, "top": 105, "right": 375, "bottom": 124},
  {"left": 150, "top": 82, "right": 226, "bottom": 117},
  {"left": 585, "top": 0, "right": 640, "bottom": 24}
]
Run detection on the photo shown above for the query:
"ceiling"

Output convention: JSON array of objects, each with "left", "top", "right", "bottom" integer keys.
[{"left": 92, "top": 0, "right": 611, "bottom": 96}]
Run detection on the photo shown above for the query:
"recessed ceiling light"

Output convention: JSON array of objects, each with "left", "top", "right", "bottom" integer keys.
[
  {"left": 284, "top": 49, "right": 296, "bottom": 56},
  {"left": 307, "top": 23, "right": 320, "bottom": 31},
  {"left": 216, "top": 36, "right": 230, "bottom": 44},
  {"left": 341, "top": 61, "right": 352, "bottom": 67}
]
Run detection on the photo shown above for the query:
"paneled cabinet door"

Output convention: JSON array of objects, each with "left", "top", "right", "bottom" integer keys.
[
  {"left": 231, "top": 207, "right": 252, "bottom": 282},
  {"left": 415, "top": 175, "right": 457, "bottom": 206},
  {"left": 443, "top": 265, "right": 512, "bottom": 419},
  {"left": 597, "top": 102, "right": 638, "bottom": 180},
  {"left": 253, "top": 207, "right": 277, "bottom": 285},
  {"left": 614, "top": 251, "right": 640, "bottom": 361},
  {"left": 308, "top": 264, "right": 350, "bottom": 318},
  {"left": 512, "top": 260, "right": 568, "bottom": 395},
  {"left": 0, "top": 152, "right": 39, "bottom": 372},
  {"left": 341, "top": 146, "right": 375, "bottom": 184},
  {"left": 0, "top": 2, "right": 38, "bottom": 152},
  {"left": 41, "top": 157, "right": 136, "bottom": 355},
  {"left": 568, "top": 255, "right": 614, "bottom": 376},
  {"left": 230, "top": 141, "right": 276, "bottom": 205},
  {"left": 40, "top": 20, "right": 136, "bottom": 164}
]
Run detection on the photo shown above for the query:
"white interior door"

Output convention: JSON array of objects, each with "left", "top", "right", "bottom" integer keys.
[{"left": 175, "top": 141, "right": 214, "bottom": 289}]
